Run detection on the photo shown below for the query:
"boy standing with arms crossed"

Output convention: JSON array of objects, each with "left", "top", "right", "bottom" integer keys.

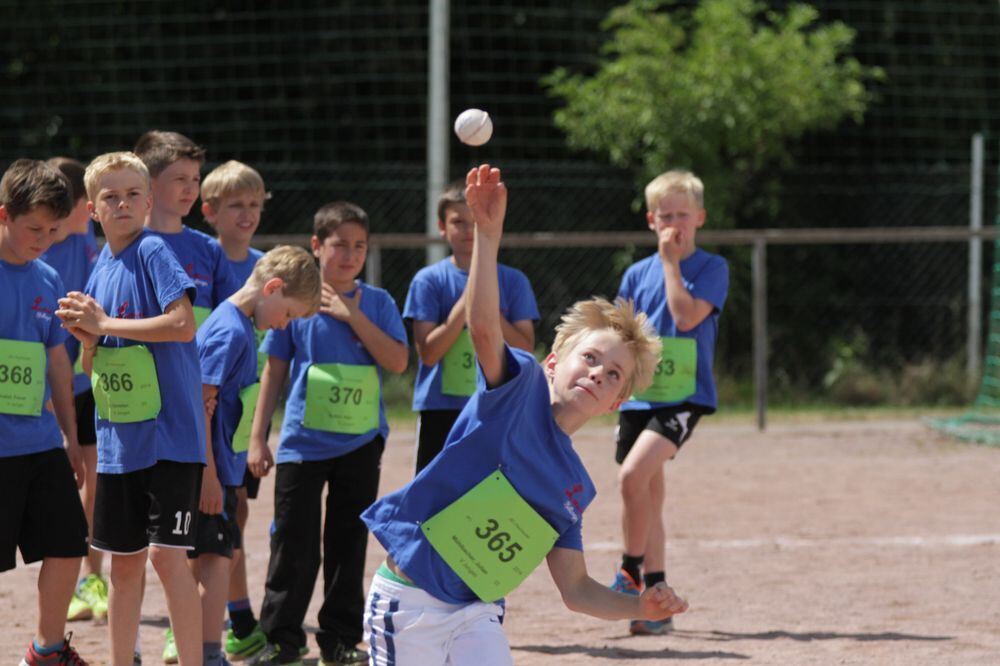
[
  {"left": 200, "top": 159, "right": 272, "bottom": 660},
  {"left": 361, "top": 164, "right": 687, "bottom": 665},
  {"left": 38, "top": 158, "right": 107, "bottom": 624},
  {"left": 190, "top": 245, "right": 321, "bottom": 665},
  {"left": 403, "top": 181, "right": 538, "bottom": 472},
  {"left": 247, "top": 202, "right": 408, "bottom": 665},
  {"left": 134, "top": 130, "right": 240, "bottom": 329},
  {"left": 56, "top": 152, "right": 207, "bottom": 665},
  {"left": 1, "top": 159, "right": 90, "bottom": 665},
  {"left": 611, "top": 171, "right": 728, "bottom": 635}
]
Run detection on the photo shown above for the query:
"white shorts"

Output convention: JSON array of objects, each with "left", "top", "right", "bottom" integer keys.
[{"left": 365, "top": 570, "right": 511, "bottom": 666}]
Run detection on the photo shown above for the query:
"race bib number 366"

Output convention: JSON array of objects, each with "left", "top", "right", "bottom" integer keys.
[
  {"left": 91, "top": 345, "right": 161, "bottom": 423},
  {"left": 421, "top": 471, "right": 558, "bottom": 602}
]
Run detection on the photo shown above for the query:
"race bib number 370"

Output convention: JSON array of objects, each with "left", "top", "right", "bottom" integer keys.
[{"left": 421, "top": 471, "right": 558, "bottom": 602}]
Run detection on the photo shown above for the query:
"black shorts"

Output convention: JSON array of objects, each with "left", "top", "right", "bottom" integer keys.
[
  {"left": 241, "top": 467, "right": 260, "bottom": 500},
  {"left": 92, "top": 460, "right": 203, "bottom": 554},
  {"left": 74, "top": 389, "right": 97, "bottom": 446},
  {"left": 0, "top": 448, "right": 89, "bottom": 571},
  {"left": 189, "top": 486, "right": 241, "bottom": 559},
  {"left": 615, "top": 404, "right": 708, "bottom": 464},
  {"left": 415, "top": 409, "right": 462, "bottom": 473}
]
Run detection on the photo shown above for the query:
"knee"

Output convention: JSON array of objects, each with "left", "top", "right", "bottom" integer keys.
[
  {"left": 148, "top": 546, "right": 189, "bottom": 581},
  {"left": 110, "top": 554, "right": 145, "bottom": 587}
]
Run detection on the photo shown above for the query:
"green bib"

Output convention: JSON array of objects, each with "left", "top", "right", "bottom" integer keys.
[
  {"left": 91, "top": 346, "right": 162, "bottom": 423},
  {"left": 421, "top": 471, "right": 559, "bottom": 602},
  {"left": 302, "top": 363, "right": 379, "bottom": 435},
  {"left": 441, "top": 329, "right": 476, "bottom": 397},
  {"left": 232, "top": 382, "right": 261, "bottom": 454},
  {"left": 193, "top": 305, "right": 212, "bottom": 330},
  {"left": 0, "top": 339, "right": 46, "bottom": 416},
  {"left": 632, "top": 337, "right": 697, "bottom": 403}
]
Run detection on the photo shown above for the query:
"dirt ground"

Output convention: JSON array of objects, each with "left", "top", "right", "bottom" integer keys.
[{"left": 4, "top": 419, "right": 1000, "bottom": 664}]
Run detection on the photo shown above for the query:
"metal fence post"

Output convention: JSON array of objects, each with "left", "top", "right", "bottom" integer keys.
[
  {"left": 366, "top": 242, "right": 382, "bottom": 287},
  {"left": 753, "top": 237, "right": 768, "bottom": 431}
]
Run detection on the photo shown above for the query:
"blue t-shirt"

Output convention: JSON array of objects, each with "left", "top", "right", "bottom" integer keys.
[
  {"left": 618, "top": 250, "right": 729, "bottom": 412},
  {"left": 85, "top": 231, "right": 207, "bottom": 474},
  {"left": 219, "top": 245, "right": 264, "bottom": 287},
  {"left": 403, "top": 258, "right": 539, "bottom": 411},
  {"left": 0, "top": 259, "right": 68, "bottom": 457},
  {"left": 362, "top": 346, "right": 596, "bottom": 605},
  {"left": 197, "top": 301, "right": 258, "bottom": 487},
  {"left": 262, "top": 280, "right": 407, "bottom": 463},
  {"left": 40, "top": 221, "right": 99, "bottom": 394},
  {"left": 149, "top": 226, "right": 239, "bottom": 312}
]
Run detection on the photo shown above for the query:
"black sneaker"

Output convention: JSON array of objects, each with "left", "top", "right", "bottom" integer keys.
[
  {"left": 247, "top": 643, "right": 302, "bottom": 666},
  {"left": 319, "top": 643, "right": 369, "bottom": 665}
]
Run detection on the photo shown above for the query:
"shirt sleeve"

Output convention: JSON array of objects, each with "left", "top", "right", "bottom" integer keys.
[
  {"left": 198, "top": 325, "right": 232, "bottom": 387},
  {"left": 475, "top": 345, "right": 535, "bottom": 420},
  {"left": 402, "top": 270, "right": 440, "bottom": 323},
  {"left": 143, "top": 240, "right": 197, "bottom": 312},
  {"left": 691, "top": 256, "right": 729, "bottom": 312},
  {"left": 616, "top": 265, "right": 636, "bottom": 301},
  {"left": 553, "top": 519, "right": 583, "bottom": 551},
  {"left": 374, "top": 289, "right": 409, "bottom": 346},
  {"left": 261, "top": 323, "right": 294, "bottom": 361},
  {"left": 505, "top": 269, "right": 540, "bottom": 323}
]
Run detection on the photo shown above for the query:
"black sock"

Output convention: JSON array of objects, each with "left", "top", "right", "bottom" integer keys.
[
  {"left": 229, "top": 607, "right": 257, "bottom": 639},
  {"left": 643, "top": 571, "right": 665, "bottom": 588},
  {"left": 621, "top": 554, "right": 644, "bottom": 585}
]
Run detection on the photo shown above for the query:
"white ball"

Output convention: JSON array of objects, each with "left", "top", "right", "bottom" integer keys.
[{"left": 454, "top": 108, "right": 493, "bottom": 146}]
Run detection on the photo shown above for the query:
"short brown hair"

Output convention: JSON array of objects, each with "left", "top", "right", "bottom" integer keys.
[
  {"left": 133, "top": 130, "right": 206, "bottom": 177},
  {"left": 45, "top": 157, "right": 87, "bottom": 203},
  {"left": 249, "top": 245, "right": 322, "bottom": 316},
  {"left": 84, "top": 152, "right": 151, "bottom": 202},
  {"left": 436, "top": 179, "right": 467, "bottom": 222},
  {"left": 551, "top": 297, "right": 662, "bottom": 400},
  {"left": 0, "top": 159, "right": 73, "bottom": 220},
  {"left": 313, "top": 201, "right": 369, "bottom": 243},
  {"left": 201, "top": 160, "right": 270, "bottom": 209}
]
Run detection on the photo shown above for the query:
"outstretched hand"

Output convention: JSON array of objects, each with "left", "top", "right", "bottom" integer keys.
[
  {"left": 638, "top": 582, "right": 689, "bottom": 621},
  {"left": 465, "top": 164, "right": 507, "bottom": 238}
]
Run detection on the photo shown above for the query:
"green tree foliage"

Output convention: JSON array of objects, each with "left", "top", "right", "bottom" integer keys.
[{"left": 544, "top": 0, "right": 883, "bottom": 226}]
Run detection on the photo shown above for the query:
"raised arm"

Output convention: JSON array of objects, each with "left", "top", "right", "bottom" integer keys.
[{"left": 465, "top": 164, "right": 508, "bottom": 388}]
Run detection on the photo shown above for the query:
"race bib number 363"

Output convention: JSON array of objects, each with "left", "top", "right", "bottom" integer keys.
[
  {"left": 421, "top": 471, "right": 558, "bottom": 602},
  {"left": 632, "top": 337, "right": 697, "bottom": 403}
]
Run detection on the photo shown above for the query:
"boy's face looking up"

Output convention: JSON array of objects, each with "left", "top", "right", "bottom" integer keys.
[
  {"left": 253, "top": 280, "right": 314, "bottom": 331},
  {"left": 203, "top": 190, "right": 263, "bottom": 246},
  {"left": 88, "top": 169, "right": 151, "bottom": 244},
  {"left": 438, "top": 202, "right": 474, "bottom": 258},
  {"left": 647, "top": 192, "right": 705, "bottom": 253},
  {"left": 546, "top": 328, "right": 635, "bottom": 419},
  {"left": 0, "top": 205, "right": 62, "bottom": 265},
  {"left": 151, "top": 158, "right": 201, "bottom": 219},
  {"left": 311, "top": 221, "right": 367, "bottom": 288}
]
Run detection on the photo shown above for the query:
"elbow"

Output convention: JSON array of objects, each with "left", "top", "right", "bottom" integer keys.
[
  {"left": 388, "top": 353, "right": 408, "bottom": 375},
  {"left": 176, "top": 317, "right": 197, "bottom": 342},
  {"left": 559, "top": 588, "right": 585, "bottom": 614}
]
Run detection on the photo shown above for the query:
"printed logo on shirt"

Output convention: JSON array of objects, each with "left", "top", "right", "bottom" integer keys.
[
  {"left": 31, "top": 296, "right": 53, "bottom": 321},
  {"left": 116, "top": 300, "right": 144, "bottom": 319},
  {"left": 184, "top": 262, "right": 211, "bottom": 288},
  {"left": 562, "top": 483, "right": 585, "bottom": 524}
]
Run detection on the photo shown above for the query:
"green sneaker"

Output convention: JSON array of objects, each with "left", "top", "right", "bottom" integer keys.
[
  {"left": 163, "top": 627, "right": 178, "bottom": 664},
  {"left": 225, "top": 623, "right": 267, "bottom": 661},
  {"left": 67, "top": 573, "right": 108, "bottom": 622}
]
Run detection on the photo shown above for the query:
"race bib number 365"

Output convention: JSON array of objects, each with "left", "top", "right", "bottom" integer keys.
[{"left": 421, "top": 471, "right": 558, "bottom": 602}]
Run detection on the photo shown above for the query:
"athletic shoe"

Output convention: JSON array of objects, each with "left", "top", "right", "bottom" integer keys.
[
  {"left": 610, "top": 568, "right": 641, "bottom": 596},
  {"left": 19, "top": 632, "right": 88, "bottom": 665},
  {"left": 247, "top": 643, "right": 302, "bottom": 666},
  {"left": 630, "top": 617, "right": 674, "bottom": 635},
  {"left": 162, "top": 628, "right": 178, "bottom": 664},
  {"left": 225, "top": 623, "right": 267, "bottom": 661},
  {"left": 133, "top": 652, "right": 142, "bottom": 665},
  {"left": 319, "top": 642, "right": 368, "bottom": 665},
  {"left": 67, "top": 574, "right": 109, "bottom": 622}
]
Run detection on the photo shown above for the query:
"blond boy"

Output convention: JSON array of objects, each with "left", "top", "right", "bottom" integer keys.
[{"left": 56, "top": 152, "right": 206, "bottom": 665}]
